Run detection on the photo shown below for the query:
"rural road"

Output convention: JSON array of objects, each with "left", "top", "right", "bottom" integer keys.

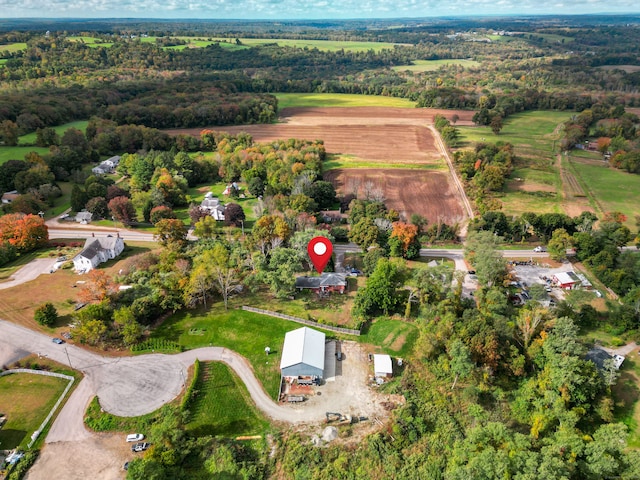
[{"left": 0, "top": 319, "right": 326, "bottom": 445}]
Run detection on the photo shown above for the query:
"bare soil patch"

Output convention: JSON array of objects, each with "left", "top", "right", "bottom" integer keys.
[
  {"left": 324, "top": 168, "right": 464, "bottom": 224},
  {"left": 26, "top": 434, "right": 129, "bottom": 480}
]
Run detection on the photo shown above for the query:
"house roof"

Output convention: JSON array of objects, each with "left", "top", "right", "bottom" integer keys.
[
  {"left": 280, "top": 327, "right": 326, "bottom": 371},
  {"left": 201, "top": 197, "right": 221, "bottom": 208},
  {"left": 76, "top": 211, "right": 93, "bottom": 221},
  {"left": 554, "top": 271, "right": 579, "bottom": 285},
  {"left": 106, "top": 155, "right": 121, "bottom": 165},
  {"left": 295, "top": 273, "right": 347, "bottom": 289},
  {"left": 374, "top": 354, "right": 393, "bottom": 375},
  {"left": 586, "top": 348, "right": 625, "bottom": 370},
  {"left": 76, "top": 237, "right": 122, "bottom": 261}
]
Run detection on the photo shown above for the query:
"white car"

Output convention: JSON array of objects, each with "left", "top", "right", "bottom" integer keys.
[
  {"left": 126, "top": 433, "right": 144, "bottom": 442},
  {"left": 533, "top": 246, "right": 546, "bottom": 252}
]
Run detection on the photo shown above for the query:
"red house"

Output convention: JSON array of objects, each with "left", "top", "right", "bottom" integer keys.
[{"left": 295, "top": 273, "right": 347, "bottom": 294}]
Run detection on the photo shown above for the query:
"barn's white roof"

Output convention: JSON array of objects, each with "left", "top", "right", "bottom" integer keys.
[
  {"left": 280, "top": 327, "right": 325, "bottom": 371},
  {"left": 374, "top": 354, "right": 393, "bottom": 375}
]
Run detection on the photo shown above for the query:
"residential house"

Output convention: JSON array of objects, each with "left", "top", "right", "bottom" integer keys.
[
  {"left": 1, "top": 190, "right": 19, "bottom": 204},
  {"left": 75, "top": 211, "right": 93, "bottom": 224},
  {"left": 200, "top": 193, "right": 225, "bottom": 221},
  {"left": 72, "top": 236, "right": 125, "bottom": 273},
  {"left": 92, "top": 155, "right": 121, "bottom": 175},
  {"left": 295, "top": 273, "right": 347, "bottom": 294},
  {"left": 586, "top": 348, "right": 625, "bottom": 371}
]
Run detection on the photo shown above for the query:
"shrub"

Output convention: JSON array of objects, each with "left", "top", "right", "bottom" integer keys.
[{"left": 34, "top": 302, "right": 57, "bottom": 327}]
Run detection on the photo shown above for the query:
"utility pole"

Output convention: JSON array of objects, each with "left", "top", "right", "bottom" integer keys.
[{"left": 64, "top": 347, "right": 72, "bottom": 369}]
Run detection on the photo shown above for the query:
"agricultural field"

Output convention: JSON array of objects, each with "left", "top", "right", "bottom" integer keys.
[
  {"left": 66, "top": 36, "right": 113, "bottom": 47},
  {"left": 228, "top": 37, "right": 408, "bottom": 52},
  {"left": 186, "top": 362, "right": 269, "bottom": 437},
  {"left": 18, "top": 120, "right": 89, "bottom": 145},
  {"left": 275, "top": 92, "right": 417, "bottom": 109},
  {"left": 457, "top": 110, "right": 575, "bottom": 216},
  {"left": 392, "top": 59, "right": 481, "bottom": 72},
  {"left": 569, "top": 159, "right": 640, "bottom": 227},
  {"left": 0, "top": 372, "right": 68, "bottom": 449}
]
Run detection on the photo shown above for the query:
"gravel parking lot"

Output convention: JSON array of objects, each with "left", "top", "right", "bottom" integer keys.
[{"left": 512, "top": 263, "right": 574, "bottom": 301}]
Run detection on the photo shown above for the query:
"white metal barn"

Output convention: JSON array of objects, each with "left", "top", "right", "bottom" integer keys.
[
  {"left": 280, "top": 327, "right": 326, "bottom": 379},
  {"left": 374, "top": 354, "right": 393, "bottom": 378}
]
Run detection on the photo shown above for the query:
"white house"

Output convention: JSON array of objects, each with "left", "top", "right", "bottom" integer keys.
[
  {"left": 200, "top": 193, "right": 225, "bottom": 221},
  {"left": 75, "top": 211, "right": 93, "bottom": 224},
  {"left": 1, "top": 190, "right": 19, "bottom": 204},
  {"left": 92, "top": 155, "right": 121, "bottom": 175},
  {"left": 73, "top": 236, "right": 125, "bottom": 273}
]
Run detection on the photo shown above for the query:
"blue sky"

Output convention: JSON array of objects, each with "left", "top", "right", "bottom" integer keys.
[{"left": 0, "top": 0, "right": 638, "bottom": 20}]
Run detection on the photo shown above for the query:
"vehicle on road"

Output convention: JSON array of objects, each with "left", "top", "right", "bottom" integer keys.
[
  {"left": 533, "top": 246, "right": 546, "bottom": 252},
  {"left": 126, "top": 433, "right": 144, "bottom": 442},
  {"left": 51, "top": 338, "right": 64, "bottom": 344},
  {"left": 131, "top": 442, "right": 150, "bottom": 452}
]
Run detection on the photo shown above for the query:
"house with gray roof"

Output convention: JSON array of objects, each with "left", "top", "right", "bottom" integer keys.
[
  {"left": 200, "top": 193, "right": 225, "bottom": 220},
  {"left": 75, "top": 211, "right": 93, "bottom": 224},
  {"left": 73, "top": 236, "right": 125, "bottom": 273},
  {"left": 295, "top": 273, "right": 347, "bottom": 294}
]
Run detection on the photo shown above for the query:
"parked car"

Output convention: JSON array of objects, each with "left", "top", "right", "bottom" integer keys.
[
  {"left": 51, "top": 338, "right": 64, "bottom": 344},
  {"left": 126, "top": 433, "right": 144, "bottom": 442},
  {"left": 131, "top": 442, "right": 150, "bottom": 452}
]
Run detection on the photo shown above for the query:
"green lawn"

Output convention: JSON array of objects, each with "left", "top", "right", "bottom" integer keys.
[
  {"left": 392, "top": 59, "right": 480, "bottom": 72},
  {"left": 232, "top": 38, "right": 406, "bottom": 52},
  {"left": 0, "top": 372, "right": 68, "bottom": 449},
  {"left": 152, "top": 308, "right": 307, "bottom": 399},
  {"left": 187, "top": 362, "right": 269, "bottom": 437},
  {"left": 0, "top": 59, "right": 7, "bottom": 67},
  {"left": 0, "top": 146, "right": 50, "bottom": 165},
  {"left": 276, "top": 93, "right": 416, "bottom": 109},
  {"left": 570, "top": 161, "right": 640, "bottom": 227},
  {"left": 360, "top": 319, "right": 418, "bottom": 358},
  {"left": 0, "top": 42, "right": 27, "bottom": 53},
  {"left": 19, "top": 120, "right": 89, "bottom": 145}
]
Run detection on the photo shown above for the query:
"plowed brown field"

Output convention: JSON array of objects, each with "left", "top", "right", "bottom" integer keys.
[
  {"left": 324, "top": 168, "right": 465, "bottom": 224},
  {"left": 166, "top": 106, "right": 471, "bottom": 223}
]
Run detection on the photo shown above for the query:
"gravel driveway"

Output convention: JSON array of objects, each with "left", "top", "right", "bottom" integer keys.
[{"left": 0, "top": 258, "right": 58, "bottom": 290}]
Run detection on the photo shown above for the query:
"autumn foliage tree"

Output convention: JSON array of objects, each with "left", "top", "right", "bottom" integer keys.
[
  {"left": 77, "top": 270, "right": 118, "bottom": 304},
  {"left": 389, "top": 221, "right": 420, "bottom": 259},
  {"left": 108, "top": 196, "right": 137, "bottom": 225},
  {"left": 0, "top": 213, "right": 48, "bottom": 253}
]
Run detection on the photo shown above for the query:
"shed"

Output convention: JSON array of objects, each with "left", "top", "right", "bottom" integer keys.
[
  {"left": 280, "top": 327, "right": 326, "bottom": 379},
  {"left": 374, "top": 354, "right": 393, "bottom": 378}
]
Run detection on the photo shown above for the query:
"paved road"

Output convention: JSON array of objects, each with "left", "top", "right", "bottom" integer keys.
[{"left": 0, "top": 320, "right": 321, "bottom": 444}]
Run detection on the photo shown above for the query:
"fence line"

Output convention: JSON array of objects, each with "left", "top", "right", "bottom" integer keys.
[
  {"left": 0, "top": 369, "right": 75, "bottom": 448},
  {"left": 241, "top": 306, "right": 360, "bottom": 336}
]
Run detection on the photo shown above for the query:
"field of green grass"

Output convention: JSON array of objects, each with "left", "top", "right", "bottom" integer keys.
[
  {"left": 0, "top": 372, "right": 68, "bottom": 449},
  {"left": 187, "top": 362, "right": 269, "bottom": 437},
  {"left": 323, "top": 154, "right": 446, "bottom": 171},
  {"left": 0, "top": 146, "right": 51, "bottom": 165},
  {"left": 276, "top": 93, "right": 416, "bottom": 109},
  {"left": 233, "top": 37, "right": 406, "bottom": 52},
  {"left": 360, "top": 319, "right": 418, "bottom": 358},
  {"left": 19, "top": 120, "right": 89, "bottom": 145},
  {"left": 67, "top": 36, "right": 113, "bottom": 48},
  {"left": 0, "top": 59, "right": 7, "bottom": 67},
  {"left": 392, "top": 59, "right": 480, "bottom": 72},
  {"left": 0, "top": 42, "right": 27, "bottom": 53},
  {"left": 570, "top": 161, "right": 640, "bottom": 226}
]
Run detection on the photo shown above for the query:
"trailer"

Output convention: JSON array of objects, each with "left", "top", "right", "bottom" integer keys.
[{"left": 286, "top": 395, "right": 305, "bottom": 403}]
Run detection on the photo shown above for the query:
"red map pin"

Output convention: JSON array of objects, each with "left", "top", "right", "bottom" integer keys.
[{"left": 307, "top": 236, "right": 333, "bottom": 274}]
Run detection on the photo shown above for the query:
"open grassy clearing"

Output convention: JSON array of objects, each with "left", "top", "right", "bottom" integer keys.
[
  {"left": 0, "top": 372, "right": 68, "bottom": 449},
  {"left": 569, "top": 160, "right": 640, "bottom": 227},
  {"left": 323, "top": 154, "right": 446, "bottom": 171},
  {"left": 0, "top": 146, "right": 51, "bottom": 165},
  {"left": 612, "top": 353, "right": 640, "bottom": 448},
  {"left": 232, "top": 37, "right": 406, "bottom": 52},
  {"left": 19, "top": 120, "right": 89, "bottom": 145},
  {"left": 360, "top": 319, "right": 418, "bottom": 359},
  {"left": 187, "top": 362, "right": 269, "bottom": 437},
  {"left": 0, "top": 42, "right": 27, "bottom": 53},
  {"left": 392, "top": 59, "right": 480, "bottom": 72},
  {"left": 275, "top": 93, "right": 416, "bottom": 109},
  {"left": 67, "top": 36, "right": 113, "bottom": 48}
]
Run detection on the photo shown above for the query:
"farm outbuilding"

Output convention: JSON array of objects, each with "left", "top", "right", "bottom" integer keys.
[
  {"left": 280, "top": 327, "right": 326, "bottom": 379},
  {"left": 374, "top": 354, "right": 393, "bottom": 378}
]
